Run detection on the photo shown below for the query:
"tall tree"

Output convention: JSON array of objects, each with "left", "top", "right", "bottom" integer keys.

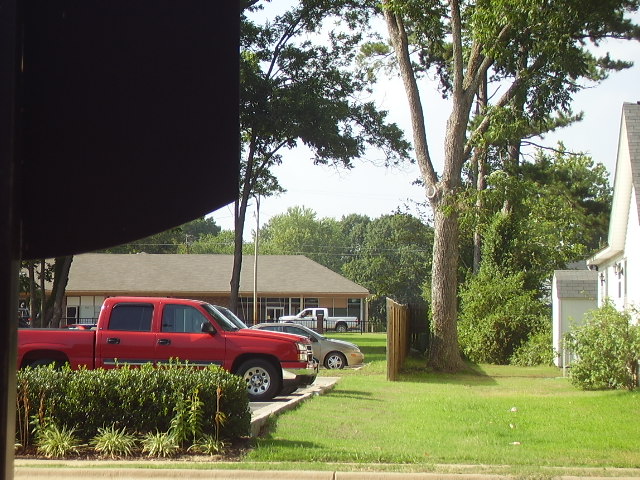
[
  {"left": 98, "top": 217, "right": 221, "bottom": 254},
  {"left": 381, "top": 0, "right": 640, "bottom": 371},
  {"left": 342, "top": 213, "right": 433, "bottom": 321},
  {"left": 473, "top": 147, "right": 612, "bottom": 294},
  {"left": 259, "top": 206, "right": 345, "bottom": 272},
  {"left": 231, "top": 0, "right": 410, "bottom": 312}
]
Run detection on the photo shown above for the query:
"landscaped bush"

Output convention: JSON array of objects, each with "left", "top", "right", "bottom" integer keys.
[
  {"left": 509, "top": 328, "right": 554, "bottom": 366},
  {"left": 565, "top": 302, "right": 639, "bottom": 390},
  {"left": 15, "top": 363, "right": 251, "bottom": 453},
  {"left": 458, "top": 267, "right": 549, "bottom": 364}
]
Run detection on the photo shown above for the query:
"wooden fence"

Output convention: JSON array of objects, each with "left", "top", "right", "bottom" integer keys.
[{"left": 386, "top": 297, "right": 410, "bottom": 381}]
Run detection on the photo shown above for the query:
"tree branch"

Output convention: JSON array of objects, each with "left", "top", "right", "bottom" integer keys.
[{"left": 382, "top": 0, "right": 438, "bottom": 189}]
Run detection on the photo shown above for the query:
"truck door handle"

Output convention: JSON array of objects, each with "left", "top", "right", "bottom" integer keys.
[
  {"left": 106, "top": 337, "right": 120, "bottom": 344},
  {"left": 157, "top": 339, "right": 171, "bottom": 346}
]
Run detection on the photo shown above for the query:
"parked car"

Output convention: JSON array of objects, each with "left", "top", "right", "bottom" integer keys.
[{"left": 251, "top": 322, "right": 364, "bottom": 370}]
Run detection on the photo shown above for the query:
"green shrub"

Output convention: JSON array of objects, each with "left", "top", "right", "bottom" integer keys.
[
  {"left": 458, "top": 267, "right": 549, "bottom": 364},
  {"left": 16, "top": 363, "right": 250, "bottom": 448},
  {"left": 565, "top": 302, "right": 640, "bottom": 390},
  {"left": 510, "top": 328, "right": 554, "bottom": 366}
]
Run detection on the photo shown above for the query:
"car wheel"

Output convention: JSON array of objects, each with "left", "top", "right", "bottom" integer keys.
[
  {"left": 324, "top": 352, "right": 347, "bottom": 369},
  {"left": 237, "top": 359, "right": 281, "bottom": 401},
  {"left": 335, "top": 323, "right": 347, "bottom": 333}
]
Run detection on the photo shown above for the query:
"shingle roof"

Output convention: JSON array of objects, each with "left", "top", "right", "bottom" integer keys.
[
  {"left": 553, "top": 270, "right": 598, "bottom": 299},
  {"left": 66, "top": 253, "right": 369, "bottom": 297}
]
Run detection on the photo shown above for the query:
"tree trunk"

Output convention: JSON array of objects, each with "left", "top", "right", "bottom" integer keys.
[
  {"left": 427, "top": 98, "right": 469, "bottom": 372},
  {"left": 229, "top": 198, "right": 246, "bottom": 314},
  {"left": 472, "top": 73, "right": 488, "bottom": 273},
  {"left": 44, "top": 256, "right": 73, "bottom": 327},
  {"left": 384, "top": 2, "right": 467, "bottom": 371},
  {"left": 230, "top": 136, "right": 259, "bottom": 314},
  {"left": 39, "top": 259, "right": 46, "bottom": 327},
  {"left": 27, "top": 262, "right": 36, "bottom": 323},
  {"left": 428, "top": 204, "right": 465, "bottom": 372}
]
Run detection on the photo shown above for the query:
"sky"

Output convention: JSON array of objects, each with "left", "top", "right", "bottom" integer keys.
[{"left": 210, "top": 6, "right": 640, "bottom": 236}]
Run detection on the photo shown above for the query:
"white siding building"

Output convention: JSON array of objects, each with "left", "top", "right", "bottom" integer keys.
[
  {"left": 587, "top": 102, "right": 640, "bottom": 313},
  {"left": 551, "top": 270, "right": 597, "bottom": 367}
]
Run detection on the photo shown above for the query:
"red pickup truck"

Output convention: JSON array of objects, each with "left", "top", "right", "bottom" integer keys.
[{"left": 17, "top": 296, "right": 317, "bottom": 401}]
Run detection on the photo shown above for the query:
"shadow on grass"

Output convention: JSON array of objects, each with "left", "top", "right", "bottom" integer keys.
[
  {"left": 326, "top": 389, "right": 381, "bottom": 402},
  {"left": 398, "top": 357, "right": 499, "bottom": 387}
]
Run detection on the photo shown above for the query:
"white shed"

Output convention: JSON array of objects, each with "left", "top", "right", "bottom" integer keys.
[
  {"left": 551, "top": 270, "right": 597, "bottom": 367},
  {"left": 587, "top": 102, "right": 640, "bottom": 313}
]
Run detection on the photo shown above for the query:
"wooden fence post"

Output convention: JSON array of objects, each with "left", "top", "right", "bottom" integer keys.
[{"left": 386, "top": 298, "right": 409, "bottom": 381}]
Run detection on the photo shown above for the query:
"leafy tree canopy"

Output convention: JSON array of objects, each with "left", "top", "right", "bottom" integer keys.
[
  {"left": 461, "top": 147, "right": 612, "bottom": 295},
  {"left": 98, "top": 217, "right": 221, "bottom": 254}
]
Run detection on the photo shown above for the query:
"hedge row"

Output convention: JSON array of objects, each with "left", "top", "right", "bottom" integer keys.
[{"left": 16, "top": 363, "right": 251, "bottom": 448}]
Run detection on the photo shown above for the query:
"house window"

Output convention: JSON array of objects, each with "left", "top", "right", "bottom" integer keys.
[
  {"left": 303, "top": 298, "right": 319, "bottom": 309},
  {"left": 347, "top": 298, "right": 362, "bottom": 318}
]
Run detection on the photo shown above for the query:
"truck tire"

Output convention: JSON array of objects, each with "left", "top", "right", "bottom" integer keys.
[
  {"left": 335, "top": 322, "right": 348, "bottom": 333},
  {"left": 27, "top": 359, "right": 64, "bottom": 369},
  {"left": 237, "top": 359, "right": 281, "bottom": 401},
  {"left": 324, "top": 351, "right": 347, "bottom": 369}
]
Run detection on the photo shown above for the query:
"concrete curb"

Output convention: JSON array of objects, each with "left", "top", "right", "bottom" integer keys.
[
  {"left": 14, "top": 466, "right": 640, "bottom": 480},
  {"left": 250, "top": 377, "right": 340, "bottom": 436}
]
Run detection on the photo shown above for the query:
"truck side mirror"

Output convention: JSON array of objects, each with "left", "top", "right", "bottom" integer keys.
[{"left": 201, "top": 322, "right": 216, "bottom": 335}]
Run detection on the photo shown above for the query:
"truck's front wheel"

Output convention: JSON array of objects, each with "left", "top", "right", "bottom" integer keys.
[{"left": 237, "top": 359, "right": 281, "bottom": 401}]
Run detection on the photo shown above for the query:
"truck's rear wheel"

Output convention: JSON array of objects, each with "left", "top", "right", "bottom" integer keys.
[
  {"left": 237, "top": 359, "right": 281, "bottom": 401},
  {"left": 335, "top": 322, "right": 347, "bottom": 333}
]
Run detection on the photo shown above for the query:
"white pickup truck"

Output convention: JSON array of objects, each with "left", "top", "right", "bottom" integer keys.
[{"left": 279, "top": 308, "right": 359, "bottom": 332}]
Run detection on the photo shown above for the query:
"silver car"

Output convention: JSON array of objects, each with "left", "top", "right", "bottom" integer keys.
[{"left": 251, "top": 322, "right": 364, "bottom": 369}]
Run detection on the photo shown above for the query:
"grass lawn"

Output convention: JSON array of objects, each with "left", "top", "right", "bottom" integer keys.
[{"left": 245, "top": 333, "right": 640, "bottom": 475}]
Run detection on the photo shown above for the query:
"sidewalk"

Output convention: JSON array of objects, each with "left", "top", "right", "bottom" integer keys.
[{"left": 250, "top": 376, "right": 339, "bottom": 436}]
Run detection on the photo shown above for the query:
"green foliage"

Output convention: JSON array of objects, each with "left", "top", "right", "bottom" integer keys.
[
  {"left": 462, "top": 148, "right": 612, "bottom": 296},
  {"left": 342, "top": 213, "right": 433, "bottom": 321},
  {"left": 188, "top": 434, "right": 226, "bottom": 456},
  {"left": 98, "top": 217, "right": 221, "bottom": 254},
  {"left": 510, "top": 328, "right": 554, "bottom": 367},
  {"left": 15, "top": 363, "right": 250, "bottom": 448},
  {"left": 260, "top": 206, "right": 346, "bottom": 272},
  {"left": 141, "top": 431, "right": 180, "bottom": 458},
  {"left": 90, "top": 425, "right": 137, "bottom": 459},
  {"left": 182, "top": 230, "right": 253, "bottom": 255},
  {"left": 565, "top": 303, "right": 640, "bottom": 390},
  {"left": 458, "top": 266, "right": 549, "bottom": 364},
  {"left": 35, "top": 423, "right": 81, "bottom": 459},
  {"left": 169, "top": 388, "right": 205, "bottom": 447}
]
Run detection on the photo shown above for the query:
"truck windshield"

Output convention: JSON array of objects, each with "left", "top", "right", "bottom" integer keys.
[
  {"left": 202, "top": 304, "right": 239, "bottom": 332},
  {"left": 215, "top": 306, "right": 249, "bottom": 329}
]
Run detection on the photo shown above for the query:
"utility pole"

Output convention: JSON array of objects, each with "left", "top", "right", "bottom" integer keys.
[{"left": 252, "top": 195, "right": 260, "bottom": 325}]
